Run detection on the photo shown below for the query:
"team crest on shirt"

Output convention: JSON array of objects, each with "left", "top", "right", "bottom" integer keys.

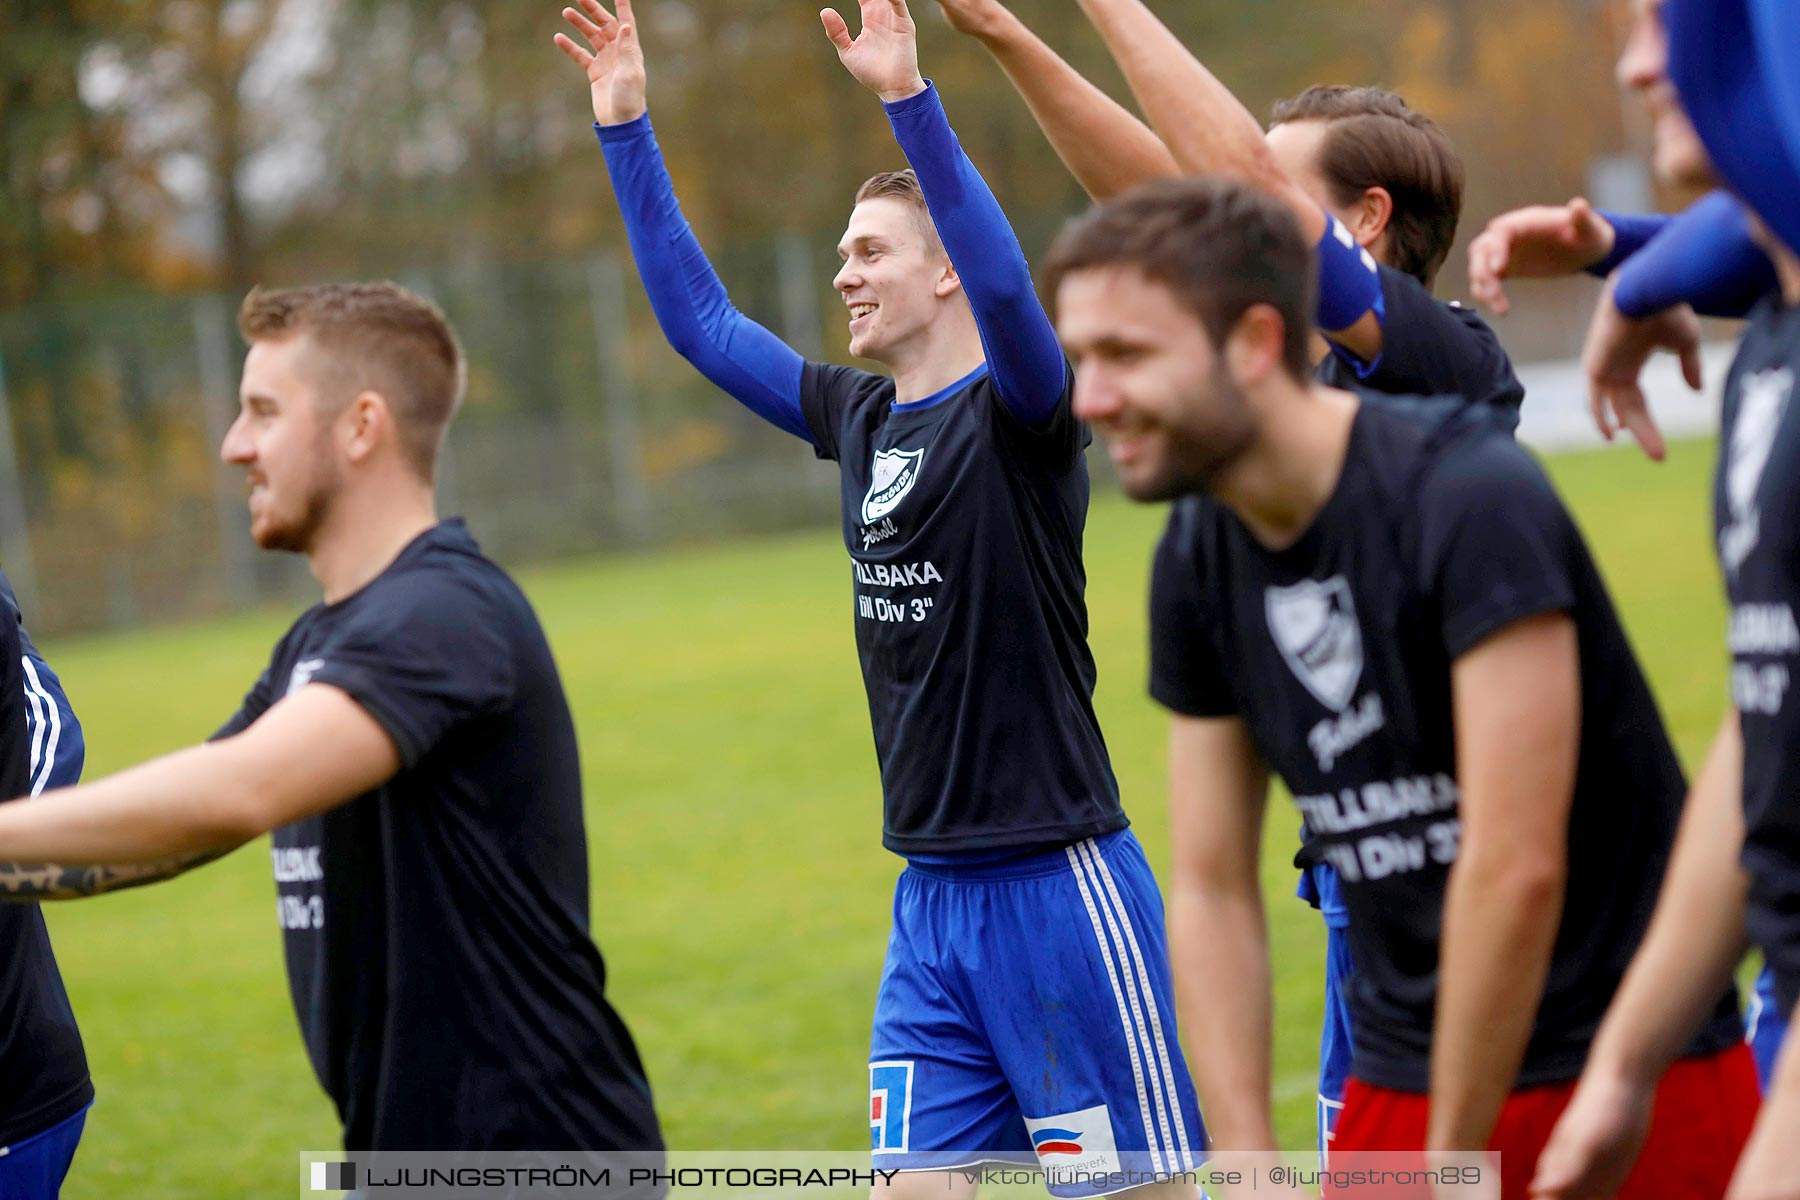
[
  {"left": 1266, "top": 577, "right": 1363, "bottom": 712},
  {"left": 862, "top": 448, "right": 926, "bottom": 524},
  {"left": 1722, "top": 367, "right": 1795, "bottom": 575},
  {"left": 286, "top": 657, "right": 326, "bottom": 697}
]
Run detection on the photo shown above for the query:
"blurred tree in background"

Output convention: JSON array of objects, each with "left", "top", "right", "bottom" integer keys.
[{"left": 0, "top": 0, "right": 1648, "bottom": 635}]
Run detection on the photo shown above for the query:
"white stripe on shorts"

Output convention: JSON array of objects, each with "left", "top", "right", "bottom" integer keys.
[
  {"left": 1066, "top": 841, "right": 1166, "bottom": 1175},
  {"left": 1082, "top": 839, "right": 1194, "bottom": 1171}
]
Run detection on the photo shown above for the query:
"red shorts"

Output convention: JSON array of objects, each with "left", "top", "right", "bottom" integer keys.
[{"left": 1326, "top": 1043, "right": 1759, "bottom": 1200}]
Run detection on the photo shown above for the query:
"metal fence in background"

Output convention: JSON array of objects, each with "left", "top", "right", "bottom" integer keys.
[
  {"left": 0, "top": 234, "right": 856, "bottom": 638},
  {"left": 0, "top": 221, "right": 1610, "bottom": 640}
]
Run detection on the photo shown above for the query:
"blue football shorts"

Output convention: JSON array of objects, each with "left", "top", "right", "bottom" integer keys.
[
  {"left": 868, "top": 830, "right": 1205, "bottom": 1197},
  {"left": 0, "top": 1102, "right": 88, "bottom": 1200},
  {"left": 1746, "top": 962, "right": 1788, "bottom": 1091},
  {"left": 1316, "top": 925, "right": 1355, "bottom": 1160}
]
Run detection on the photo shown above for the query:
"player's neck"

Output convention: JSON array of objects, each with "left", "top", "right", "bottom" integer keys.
[
  {"left": 1212, "top": 384, "right": 1360, "bottom": 551},
  {"left": 307, "top": 479, "right": 440, "bottom": 605},
  {"left": 883, "top": 310, "right": 986, "bottom": 405}
]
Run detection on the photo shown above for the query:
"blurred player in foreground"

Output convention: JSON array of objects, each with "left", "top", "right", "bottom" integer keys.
[
  {"left": 559, "top": 0, "right": 1203, "bottom": 1193},
  {"left": 1525, "top": 0, "right": 1800, "bottom": 1195},
  {"left": 0, "top": 570, "right": 91, "bottom": 1199},
  {"left": 932, "top": 0, "right": 1525, "bottom": 1153},
  {"left": 0, "top": 283, "right": 663, "bottom": 1170},
  {"left": 1049, "top": 175, "right": 1755, "bottom": 1200}
]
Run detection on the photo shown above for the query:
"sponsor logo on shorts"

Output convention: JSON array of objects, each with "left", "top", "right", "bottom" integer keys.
[
  {"left": 870, "top": 1061, "right": 914, "bottom": 1155},
  {"left": 1025, "top": 1105, "right": 1119, "bottom": 1176}
]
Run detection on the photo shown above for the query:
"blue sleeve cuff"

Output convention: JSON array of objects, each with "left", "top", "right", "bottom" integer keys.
[
  {"left": 594, "top": 113, "right": 654, "bottom": 145},
  {"left": 881, "top": 80, "right": 940, "bottom": 121},
  {"left": 1587, "top": 209, "right": 1670, "bottom": 277}
]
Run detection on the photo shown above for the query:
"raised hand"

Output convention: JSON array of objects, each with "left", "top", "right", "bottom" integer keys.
[
  {"left": 1581, "top": 276, "right": 1703, "bottom": 463},
  {"left": 821, "top": 0, "right": 928, "bottom": 104},
  {"left": 554, "top": 0, "right": 648, "bottom": 127},
  {"left": 934, "top": 0, "right": 1012, "bottom": 39},
  {"left": 1468, "top": 198, "right": 1617, "bottom": 316}
]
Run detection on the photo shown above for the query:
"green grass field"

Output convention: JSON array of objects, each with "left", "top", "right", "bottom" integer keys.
[{"left": 33, "top": 437, "right": 1729, "bottom": 1197}]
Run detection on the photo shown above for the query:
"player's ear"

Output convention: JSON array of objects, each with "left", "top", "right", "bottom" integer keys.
[
  {"left": 341, "top": 391, "right": 389, "bottom": 466},
  {"left": 1224, "top": 304, "right": 1286, "bottom": 388},
  {"left": 1348, "top": 185, "right": 1395, "bottom": 248},
  {"left": 935, "top": 261, "right": 963, "bottom": 300}
]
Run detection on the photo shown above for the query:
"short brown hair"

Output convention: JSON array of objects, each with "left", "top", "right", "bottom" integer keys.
[
  {"left": 1270, "top": 85, "right": 1464, "bottom": 286},
  {"left": 238, "top": 281, "right": 465, "bottom": 480},
  {"left": 854, "top": 170, "right": 944, "bottom": 254},
  {"left": 1045, "top": 176, "right": 1315, "bottom": 381}
]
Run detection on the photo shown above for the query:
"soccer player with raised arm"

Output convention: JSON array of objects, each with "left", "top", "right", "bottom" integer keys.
[
  {"left": 0, "top": 283, "right": 664, "bottom": 1169},
  {"left": 933, "top": 0, "right": 1522, "bottom": 1151},
  {"left": 556, "top": 1, "right": 1202, "bottom": 1193},
  {"left": 1048, "top": 176, "right": 1755, "bottom": 1199},
  {"left": 1524, "top": 0, "right": 1800, "bottom": 1196}
]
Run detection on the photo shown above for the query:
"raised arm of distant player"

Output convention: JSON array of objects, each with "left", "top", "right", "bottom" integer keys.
[
  {"left": 933, "top": 0, "right": 1178, "bottom": 201},
  {"left": 558, "top": 0, "right": 813, "bottom": 442},
  {"left": 1070, "top": 0, "right": 1392, "bottom": 363},
  {"left": 0, "top": 686, "right": 397, "bottom": 885},
  {"left": 823, "top": 0, "right": 1067, "bottom": 425},
  {"left": 1166, "top": 713, "right": 1280, "bottom": 1152},
  {"left": 1531, "top": 713, "right": 1750, "bottom": 1199},
  {"left": 1431, "top": 612, "right": 1579, "bottom": 1153}
]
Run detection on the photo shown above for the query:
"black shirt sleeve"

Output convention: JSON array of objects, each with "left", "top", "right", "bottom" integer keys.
[
  {"left": 988, "top": 360, "right": 1089, "bottom": 475},
  {"left": 1149, "top": 504, "right": 1239, "bottom": 718},
  {"left": 799, "top": 362, "right": 867, "bottom": 463},
  {"left": 1327, "top": 267, "right": 1524, "bottom": 412},
  {"left": 304, "top": 572, "right": 517, "bottom": 769},
  {"left": 212, "top": 670, "right": 275, "bottom": 742},
  {"left": 1416, "top": 435, "right": 1579, "bottom": 658}
]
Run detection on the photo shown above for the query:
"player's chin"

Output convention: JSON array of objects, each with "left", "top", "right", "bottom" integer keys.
[{"left": 1116, "top": 462, "right": 1180, "bottom": 505}]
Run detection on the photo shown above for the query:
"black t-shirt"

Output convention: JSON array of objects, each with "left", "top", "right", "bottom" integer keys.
[
  {"left": 800, "top": 363, "right": 1125, "bottom": 854},
  {"left": 1150, "top": 403, "right": 1741, "bottom": 1091},
  {"left": 217, "top": 521, "right": 661, "bottom": 1152},
  {"left": 1717, "top": 297, "right": 1800, "bottom": 1016},
  {"left": 0, "top": 576, "right": 91, "bottom": 1146},
  {"left": 1317, "top": 265, "right": 1525, "bottom": 418}
]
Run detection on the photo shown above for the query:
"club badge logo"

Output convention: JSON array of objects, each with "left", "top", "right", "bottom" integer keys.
[
  {"left": 1266, "top": 577, "right": 1364, "bottom": 712},
  {"left": 1722, "top": 367, "right": 1794, "bottom": 575},
  {"left": 862, "top": 448, "right": 926, "bottom": 525}
]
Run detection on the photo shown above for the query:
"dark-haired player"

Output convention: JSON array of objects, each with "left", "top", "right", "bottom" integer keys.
[
  {"left": 933, "top": 0, "right": 1522, "bottom": 1150},
  {"left": 1050, "top": 175, "right": 1755, "bottom": 1198},
  {"left": 559, "top": 0, "right": 1201, "bottom": 1194},
  {"left": 0, "top": 282, "right": 663, "bottom": 1168}
]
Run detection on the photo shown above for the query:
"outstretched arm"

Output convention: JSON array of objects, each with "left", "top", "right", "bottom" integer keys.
[
  {"left": 0, "top": 851, "right": 232, "bottom": 902},
  {"left": 1071, "top": 0, "right": 1396, "bottom": 362},
  {"left": 935, "top": 0, "right": 1177, "bottom": 201},
  {"left": 1073, "top": 0, "right": 1321, "bottom": 237},
  {"left": 558, "top": 0, "right": 812, "bottom": 441},
  {"left": 0, "top": 686, "right": 398, "bottom": 885},
  {"left": 824, "top": 0, "right": 1066, "bottom": 426}
]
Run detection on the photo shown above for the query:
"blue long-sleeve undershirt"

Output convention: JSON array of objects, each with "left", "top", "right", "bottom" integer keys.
[
  {"left": 1669, "top": 0, "right": 1800, "bottom": 261},
  {"left": 596, "top": 116, "right": 812, "bottom": 441},
  {"left": 594, "top": 83, "right": 1066, "bottom": 440},
  {"left": 882, "top": 84, "right": 1066, "bottom": 427},
  {"left": 1610, "top": 191, "right": 1779, "bottom": 320},
  {"left": 1587, "top": 210, "right": 1674, "bottom": 278}
]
